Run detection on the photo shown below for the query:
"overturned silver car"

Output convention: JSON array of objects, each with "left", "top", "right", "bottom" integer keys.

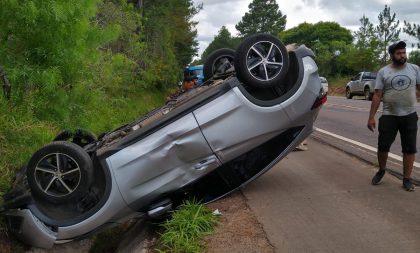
[{"left": 1, "top": 34, "right": 326, "bottom": 248}]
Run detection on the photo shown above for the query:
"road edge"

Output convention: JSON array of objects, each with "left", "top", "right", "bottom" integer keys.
[{"left": 311, "top": 130, "right": 420, "bottom": 185}]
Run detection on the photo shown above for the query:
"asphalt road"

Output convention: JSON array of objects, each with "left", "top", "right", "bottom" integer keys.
[
  {"left": 315, "top": 95, "right": 420, "bottom": 163},
  {"left": 242, "top": 138, "right": 420, "bottom": 253}
]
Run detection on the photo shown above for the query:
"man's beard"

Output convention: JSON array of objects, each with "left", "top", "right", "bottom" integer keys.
[{"left": 391, "top": 56, "right": 407, "bottom": 65}]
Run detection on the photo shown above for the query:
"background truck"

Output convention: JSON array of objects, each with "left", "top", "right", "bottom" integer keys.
[
  {"left": 184, "top": 65, "right": 204, "bottom": 86},
  {"left": 345, "top": 71, "right": 377, "bottom": 100}
]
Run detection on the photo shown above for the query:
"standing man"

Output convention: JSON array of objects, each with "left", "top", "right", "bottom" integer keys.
[{"left": 367, "top": 41, "right": 420, "bottom": 191}]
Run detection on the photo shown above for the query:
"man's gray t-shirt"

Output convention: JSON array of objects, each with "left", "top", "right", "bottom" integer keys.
[{"left": 375, "top": 63, "right": 420, "bottom": 116}]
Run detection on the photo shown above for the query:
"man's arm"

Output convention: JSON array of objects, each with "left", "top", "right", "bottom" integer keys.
[{"left": 367, "top": 89, "right": 383, "bottom": 132}]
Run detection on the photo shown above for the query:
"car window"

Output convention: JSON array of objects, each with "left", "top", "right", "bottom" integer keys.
[
  {"left": 371, "top": 72, "right": 377, "bottom": 79},
  {"left": 363, "top": 72, "right": 376, "bottom": 80},
  {"left": 196, "top": 69, "right": 203, "bottom": 76}
]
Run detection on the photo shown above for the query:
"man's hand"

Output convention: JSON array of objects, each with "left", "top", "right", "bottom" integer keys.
[{"left": 367, "top": 118, "right": 376, "bottom": 132}]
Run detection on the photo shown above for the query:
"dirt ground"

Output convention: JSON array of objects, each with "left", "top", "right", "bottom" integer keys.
[
  {"left": 203, "top": 191, "right": 274, "bottom": 253},
  {"left": 115, "top": 191, "right": 274, "bottom": 253},
  {"left": 139, "top": 191, "right": 274, "bottom": 253}
]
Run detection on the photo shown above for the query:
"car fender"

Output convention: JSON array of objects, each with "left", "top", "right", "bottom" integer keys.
[{"left": 345, "top": 81, "right": 352, "bottom": 91}]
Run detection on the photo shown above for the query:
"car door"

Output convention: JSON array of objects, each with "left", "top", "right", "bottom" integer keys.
[
  {"left": 106, "top": 113, "right": 221, "bottom": 210},
  {"left": 355, "top": 73, "right": 364, "bottom": 93},
  {"left": 349, "top": 73, "right": 361, "bottom": 93}
]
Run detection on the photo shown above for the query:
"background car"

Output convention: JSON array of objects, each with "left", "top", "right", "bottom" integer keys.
[
  {"left": 320, "top": 76, "right": 328, "bottom": 93},
  {"left": 184, "top": 65, "right": 204, "bottom": 86},
  {"left": 1, "top": 34, "right": 325, "bottom": 248},
  {"left": 346, "top": 71, "right": 377, "bottom": 100}
]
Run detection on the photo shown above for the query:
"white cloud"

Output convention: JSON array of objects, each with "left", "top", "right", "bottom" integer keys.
[{"left": 191, "top": 0, "right": 420, "bottom": 58}]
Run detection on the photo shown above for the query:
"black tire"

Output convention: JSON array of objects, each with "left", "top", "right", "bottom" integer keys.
[
  {"left": 346, "top": 87, "right": 353, "bottom": 99},
  {"left": 234, "top": 34, "right": 289, "bottom": 88},
  {"left": 364, "top": 87, "right": 372, "bottom": 100},
  {"left": 54, "top": 128, "right": 97, "bottom": 147},
  {"left": 203, "top": 48, "right": 235, "bottom": 81},
  {"left": 26, "top": 141, "right": 93, "bottom": 204}
]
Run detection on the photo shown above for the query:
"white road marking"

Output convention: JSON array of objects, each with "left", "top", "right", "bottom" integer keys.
[
  {"left": 326, "top": 97, "right": 420, "bottom": 117},
  {"left": 326, "top": 102, "right": 368, "bottom": 111},
  {"left": 325, "top": 102, "right": 381, "bottom": 113},
  {"left": 315, "top": 127, "right": 420, "bottom": 168}
]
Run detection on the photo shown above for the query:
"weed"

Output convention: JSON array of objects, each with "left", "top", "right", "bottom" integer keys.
[{"left": 155, "top": 200, "right": 218, "bottom": 253}]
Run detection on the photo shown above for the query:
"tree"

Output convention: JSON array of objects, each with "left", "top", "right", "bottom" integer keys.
[
  {"left": 200, "top": 26, "right": 240, "bottom": 63},
  {"left": 235, "top": 0, "right": 286, "bottom": 37},
  {"left": 280, "top": 22, "right": 352, "bottom": 49},
  {"left": 141, "top": 0, "right": 201, "bottom": 88},
  {"left": 280, "top": 22, "right": 353, "bottom": 77},
  {"left": 97, "top": 0, "right": 143, "bottom": 57},
  {"left": 375, "top": 5, "right": 400, "bottom": 65},
  {"left": 352, "top": 15, "right": 380, "bottom": 70},
  {"left": 404, "top": 21, "right": 420, "bottom": 48},
  {"left": 0, "top": 0, "right": 114, "bottom": 88},
  {"left": 354, "top": 15, "right": 377, "bottom": 50},
  {"left": 408, "top": 50, "right": 420, "bottom": 66},
  {"left": 0, "top": 0, "right": 118, "bottom": 117},
  {"left": 168, "top": 0, "right": 201, "bottom": 67}
]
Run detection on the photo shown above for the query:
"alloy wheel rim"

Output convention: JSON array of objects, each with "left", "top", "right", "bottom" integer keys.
[
  {"left": 246, "top": 41, "right": 284, "bottom": 82},
  {"left": 34, "top": 153, "right": 81, "bottom": 197}
]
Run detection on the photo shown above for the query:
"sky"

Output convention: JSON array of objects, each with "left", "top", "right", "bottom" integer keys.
[{"left": 191, "top": 0, "right": 420, "bottom": 57}]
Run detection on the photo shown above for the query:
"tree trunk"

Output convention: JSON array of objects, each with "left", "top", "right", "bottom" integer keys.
[{"left": 0, "top": 66, "right": 11, "bottom": 100}]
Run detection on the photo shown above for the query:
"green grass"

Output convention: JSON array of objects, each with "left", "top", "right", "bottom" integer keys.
[{"left": 154, "top": 200, "right": 218, "bottom": 253}]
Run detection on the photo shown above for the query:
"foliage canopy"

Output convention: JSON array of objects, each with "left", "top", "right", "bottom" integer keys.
[
  {"left": 199, "top": 26, "right": 241, "bottom": 63},
  {"left": 236, "top": 0, "right": 287, "bottom": 37},
  {"left": 280, "top": 22, "right": 353, "bottom": 76},
  {"left": 375, "top": 5, "right": 401, "bottom": 64}
]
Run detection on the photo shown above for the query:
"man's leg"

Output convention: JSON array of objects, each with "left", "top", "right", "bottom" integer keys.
[
  {"left": 378, "top": 151, "right": 388, "bottom": 171},
  {"left": 402, "top": 153, "right": 415, "bottom": 191},
  {"left": 372, "top": 115, "right": 397, "bottom": 185},
  {"left": 403, "top": 153, "right": 415, "bottom": 178},
  {"left": 400, "top": 112, "right": 417, "bottom": 191},
  {"left": 372, "top": 151, "right": 388, "bottom": 185}
]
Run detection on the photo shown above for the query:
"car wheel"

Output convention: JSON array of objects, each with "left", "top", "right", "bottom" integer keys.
[
  {"left": 346, "top": 88, "right": 353, "bottom": 99},
  {"left": 235, "top": 33, "right": 289, "bottom": 88},
  {"left": 26, "top": 141, "right": 93, "bottom": 204},
  {"left": 364, "top": 87, "right": 372, "bottom": 101},
  {"left": 54, "top": 128, "right": 97, "bottom": 147},
  {"left": 203, "top": 48, "right": 235, "bottom": 81}
]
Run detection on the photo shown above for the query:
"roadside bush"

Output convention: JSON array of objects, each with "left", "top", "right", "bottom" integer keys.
[
  {"left": 409, "top": 50, "right": 420, "bottom": 66},
  {"left": 0, "top": 0, "right": 198, "bottom": 251},
  {"left": 0, "top": 98, "right": 55, "bottom": 198}
]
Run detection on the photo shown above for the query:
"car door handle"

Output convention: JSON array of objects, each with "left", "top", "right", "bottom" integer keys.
[{"left": 194, "top": 158, "right": 217, "bottom": 170}]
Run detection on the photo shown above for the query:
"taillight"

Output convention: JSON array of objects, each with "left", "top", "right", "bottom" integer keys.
[{"left": 311, "top": 89, "right": 327, "bottom": 110}]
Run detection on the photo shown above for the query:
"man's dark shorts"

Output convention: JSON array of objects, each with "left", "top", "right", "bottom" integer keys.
[{"left": 378, "top": 112, "right": 418, "bottom": 154}]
